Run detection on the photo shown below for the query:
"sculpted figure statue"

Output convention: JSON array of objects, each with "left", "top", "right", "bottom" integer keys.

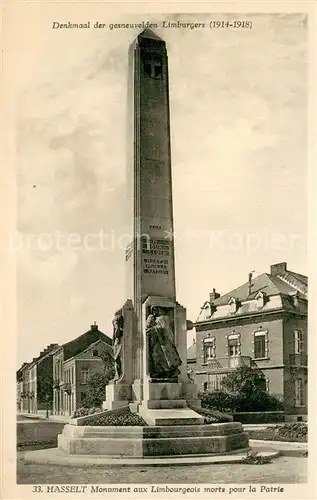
[
  {"left": 112, "top": 309, "right": 124, "bottom": 381},
  {"left": 145, "top": 306, "right": 182, "bottom": 380}
]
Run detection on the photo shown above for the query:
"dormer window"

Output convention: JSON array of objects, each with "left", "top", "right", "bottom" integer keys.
[
  {"left": 202, "top": 301, "right": 211, "bottom": 319},
  {"left": 292, "top": 292, "right": 299, "bottom": 308},
  {"left": 228, "top": 297, "right": 239, "bottom": 314},
  {"left": 255, "top": 291, "right": 266, "bottom": 309}
]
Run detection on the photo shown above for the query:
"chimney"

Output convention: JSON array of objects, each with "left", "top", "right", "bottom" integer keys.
[
  {"left": 209, "top": 288, "right": 220, "bottom": 303},
  {"left": 91, "top": 321, "right": 98, "bottom": 331},
  {"left": 271, "top": 262, "right": 287, "bottom": 276},
  {"left": 248, "top": 271, "right": 255, "bottom": 296}
]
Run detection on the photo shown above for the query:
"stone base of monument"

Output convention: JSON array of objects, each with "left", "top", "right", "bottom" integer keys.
[
  {"left": 136, "top": 379, "right": 204, "bottom": 425},
  {"left": 57, "top": 422, "right": 249, "bottom": 457},
  {"left": 137, "top": 407, "right": 204, "bottom": 426},
  {"left": 103, "top": 382, "right": 132, "bottom": 410}
]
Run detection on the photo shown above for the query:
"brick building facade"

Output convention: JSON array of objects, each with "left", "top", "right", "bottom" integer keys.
[
  {"left": 189, "top": 263, "right": 308, "bottom": 418},
  {"left": 16, "top": 344, "right": 59, "bottom": 414},
  {"left": 52, "top": 324, "right": 112, "bottom": 416}
]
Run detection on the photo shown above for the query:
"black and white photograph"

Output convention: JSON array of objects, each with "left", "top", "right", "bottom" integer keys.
[{"left": 1, "top": 2, "right": 315, "bottom": 498}]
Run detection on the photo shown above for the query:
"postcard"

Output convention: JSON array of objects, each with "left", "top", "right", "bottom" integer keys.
[{"left": 1, "top": 1, "right": 316, "bottom": 499}]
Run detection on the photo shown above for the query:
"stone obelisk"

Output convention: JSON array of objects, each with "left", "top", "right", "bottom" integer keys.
[
  {"left": 105, "top": 29, "right": 200, "bottom": 424},
  {"left": 56, "top": 29, "right": 248, "bottom": 458}
]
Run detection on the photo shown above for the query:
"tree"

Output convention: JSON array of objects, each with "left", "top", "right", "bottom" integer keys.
[
  {"left": 201, "top": 366, "right": 283, "bottom": 413},
  {"left": 37, "top": 358, "right": 54, "bottom": 417},
  {"left": 85, "top": 372, "right": 109, "bottom": 407},
  {"left": 100, "top": 351, "right": 115, "bottom": 381},
  {"left": 221, "top": 365, "right": 266, "bottom": 395},
  {"left": 84, "top": 351, "right": 115, "bottom": 408}
]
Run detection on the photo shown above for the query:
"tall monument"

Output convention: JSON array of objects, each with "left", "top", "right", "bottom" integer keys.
[
  {"left": 55, "top": 29, "right": 249, "bottom": 460},
  {"left": 105, "top": 29, "right": 200, "bottom": 425}
]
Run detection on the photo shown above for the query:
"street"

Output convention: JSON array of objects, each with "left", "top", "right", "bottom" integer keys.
[{"left": 17, "top": 452, "right": 307, "bottom": 484}]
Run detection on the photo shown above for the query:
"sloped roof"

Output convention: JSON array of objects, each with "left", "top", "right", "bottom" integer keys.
[
  {"left": 16, "top": 362, "right": 29, "bottom": 380},
  {"left": 187, "top": 342, "right": 197, "bottom": 361},
  {"left": 17, "top": 344, "right": 59, "bottom": 378},
  {"left": 64, "top": 338, "right": 113, "bottom": 362},
  {"left": 213, "top": 272, "right": 306, "bottom": 307},
  {"left": 289, "top": 271, "right": 308, "bottom": 285},
  {"left": 63, "top": 328, "right": 112, "bottom": 361}
]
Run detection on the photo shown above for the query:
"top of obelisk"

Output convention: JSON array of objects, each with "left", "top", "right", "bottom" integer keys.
[{"left": 138, "top": 28, "right": 164, "bottom": 41}]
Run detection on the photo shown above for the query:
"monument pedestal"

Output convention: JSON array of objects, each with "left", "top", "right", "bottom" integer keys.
[
  {"left": 103, "top": 382, "right": 132, "bottom": 410},
  {"left": 138, "top": 406, "right": 204, "bottom": 427},
  {"left": 57, "top": 421, "right": 249, "bottom": 457}
]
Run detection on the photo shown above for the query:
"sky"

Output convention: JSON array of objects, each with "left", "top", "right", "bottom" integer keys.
[{"left": 14, "top": 12, "right": 308, "bottom": 367}]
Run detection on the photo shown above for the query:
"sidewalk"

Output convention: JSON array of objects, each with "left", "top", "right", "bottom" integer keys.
[
  {"left": 48, "top": 415, "right": 71, "bottom": 423},
  {"left": 18, "top": 412, "right": 47, "bottom": 421},
  {"left": 18, "top": 412, "right": 71, "bottom": 423},
  {"left": 250, "top": 439, "right": 307, "bottom": 456},
  {"left": 242, "top": 423, "right": 296, "bottom": 430}
]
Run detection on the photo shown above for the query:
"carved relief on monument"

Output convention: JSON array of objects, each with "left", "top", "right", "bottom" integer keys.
[
  {"left": 145, "top": 306, "right": 182, "bottom": 380},
  {"left": 112, "top": 309, "right": 124, "bottom": 381}
]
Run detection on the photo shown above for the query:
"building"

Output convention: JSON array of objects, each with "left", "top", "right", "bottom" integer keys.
[
  {"left": 16, "top": 363, "right": 28, "bottom": 412},
  {"left": 16, "top": 344, "right": 59, "bottom": 414},
  {"left": 52, "top": 323, "right": 112, "bottom": 416},
  {"left": 190, "top": 262, "right": 308, "bottom": 418}
]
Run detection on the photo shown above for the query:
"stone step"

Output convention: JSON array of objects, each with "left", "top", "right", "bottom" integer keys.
[
  {"left": 138, "top": 407, "right": 204, "bottom": 426},
  {"left": 58, "top": 431, "right": 249, "bottom": 457},
  {"left": 142, "top": 399, "right": 187, "bottom": 409},
  {"left": 61, "top": 422, "right": 244, "bottom": 440}
]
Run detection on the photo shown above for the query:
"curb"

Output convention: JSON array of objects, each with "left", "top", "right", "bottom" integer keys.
[{"left": 23, "top": 447, "right": 280, "bottom": 467}]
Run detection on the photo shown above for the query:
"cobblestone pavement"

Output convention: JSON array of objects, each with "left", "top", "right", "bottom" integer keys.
[{"left": 17, "top": 453, "right": 307, "bottom": 484}]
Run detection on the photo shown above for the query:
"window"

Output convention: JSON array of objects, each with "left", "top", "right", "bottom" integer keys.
[
  {"left": 203, "top": 382, "right": 208, "bottom": 391},
  {"left": 295, "top": 379, "right": 304, "bottom": 406},
  {"left": 93, "top": 349, "right": 99, "bottom": 357},
  {"left": 294, "top": 330, "right": 303, "bottom": 354},
  {"left": 227, "top": 333, "right": 241, "bottom": 356},
  {"left": 81, "top": 369, "right": 90, "bottom": 385},
  {"left": 253, "top": 330, "right": 268, "bottom": 359},
  {"left": 55, "top": 359, "right": 61, "bottom": 380},
  {"left": 203, "top": 337, "right": 216, "bottom": 361}
]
